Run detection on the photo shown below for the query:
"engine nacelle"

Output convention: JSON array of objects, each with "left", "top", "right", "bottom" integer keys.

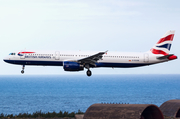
[{"left": 63, "top": 61, "right": 84, "bottom": 71}]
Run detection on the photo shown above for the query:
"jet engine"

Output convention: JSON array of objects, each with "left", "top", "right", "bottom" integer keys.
[{"left": 63, "top": 61, "right": 84, "bottom": 71}]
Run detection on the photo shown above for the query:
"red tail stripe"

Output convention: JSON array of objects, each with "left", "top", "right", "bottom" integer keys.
[
  {"left": 151, "top": 49, "right": 168, "bottom": 56},
  {"left": 157, "top": 34, "right": 174, "bottom": 44}
]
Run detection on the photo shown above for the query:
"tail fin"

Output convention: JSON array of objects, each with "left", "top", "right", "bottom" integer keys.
[{"left": 150, "top": 30, "right": 175, "bottom": 55}]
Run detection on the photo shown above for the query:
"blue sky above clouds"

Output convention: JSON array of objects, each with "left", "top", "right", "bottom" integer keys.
[{"left": 0, "top": 0, "right": 180, "bottom": 75}]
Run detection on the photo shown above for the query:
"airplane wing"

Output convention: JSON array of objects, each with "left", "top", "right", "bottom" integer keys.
[{"left": 77, "top": 51, "right": 108, "bottom": 66}]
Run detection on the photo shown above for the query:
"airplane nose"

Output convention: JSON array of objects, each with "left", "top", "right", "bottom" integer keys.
[
  {"left": 3, "top": 58, "right": 8, "bottom": 63},
  {"left": 3, "top": 57, "right": 9, "bottom": 63}
]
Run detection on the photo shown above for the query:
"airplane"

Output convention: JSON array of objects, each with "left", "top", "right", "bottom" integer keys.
[{"left": 3, "top": 30, "right": 177, "bottom": 76}]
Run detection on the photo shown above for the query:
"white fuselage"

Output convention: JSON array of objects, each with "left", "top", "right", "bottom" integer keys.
[
  {"left": 3, "top": 51, "right": 167, "bottom": 68},
  {"left": 3, "top": 30, "right": 177, "bottom": 76}
]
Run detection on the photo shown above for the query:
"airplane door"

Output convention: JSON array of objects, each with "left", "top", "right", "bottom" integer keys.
[
  {"left": 144, "top": 53, "right": 149, "bottom": 62},
  {"left": 20, "top": 52, "right": 25, "bottom": 59},
  {"left": 20, "top": 55, "right": 25, "bottom": 59},
  {"left": 55, "top": 51, "right": 60, "bottom": 60}
]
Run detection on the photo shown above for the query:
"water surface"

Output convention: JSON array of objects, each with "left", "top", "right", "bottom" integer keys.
[{"left": 0, "top": 75, "right": 179, "bottom": 114}]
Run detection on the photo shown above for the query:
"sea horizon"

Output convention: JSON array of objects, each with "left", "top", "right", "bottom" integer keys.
[{"left": 0, "top": 74, "right": 180, "bottom": 115}]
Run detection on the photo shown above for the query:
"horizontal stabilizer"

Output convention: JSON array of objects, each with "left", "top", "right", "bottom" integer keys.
[{"left": 157, "top": 54, "right": 174, "bottom": 59}]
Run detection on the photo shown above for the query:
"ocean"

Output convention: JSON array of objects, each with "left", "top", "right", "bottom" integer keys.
[{"left": 0, "top": 74, "right": 179, "bottom": 115}]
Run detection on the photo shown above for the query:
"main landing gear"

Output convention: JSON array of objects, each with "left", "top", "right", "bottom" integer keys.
[
  {"left": 21, "top": 65, "right": 25, "bottom": 74},
  {"left": 86, "top": 70, "right": 92, "bottom": 77},
  {"left": 85, "top": 64, "right": 92, "bottom": 77}
]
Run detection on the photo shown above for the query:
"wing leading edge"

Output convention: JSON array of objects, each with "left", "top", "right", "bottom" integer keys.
[{"left": 77, "top": 51, "right": 108, "bottom": 67}]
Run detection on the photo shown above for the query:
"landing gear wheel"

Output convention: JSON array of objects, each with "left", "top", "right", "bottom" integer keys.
[
  {"left": 21, "top": 65, "right": 25, "bottom": 74},
  {"left": 87, "top": 70, "right": 92, "bottom": 77},
  {"left": 21, "top": 70, "right": 24, "bottom": 74}
]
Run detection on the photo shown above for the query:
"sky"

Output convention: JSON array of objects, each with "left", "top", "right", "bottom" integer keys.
[{"left": 0, "top": 0, "right": 180, "bottom": 75}]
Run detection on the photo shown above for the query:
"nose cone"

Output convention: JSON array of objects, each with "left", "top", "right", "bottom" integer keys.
[
  {"left": 3, "top": 56, "right": 10, "bottom": 63},
  {"left": 3, "top": 59, "right": 8, "bottom": 63},
  {"left": 3, "top": 57, "right": 16, "bottom": 64}
]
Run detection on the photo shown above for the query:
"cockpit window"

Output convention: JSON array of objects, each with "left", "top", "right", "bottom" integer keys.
[{"left": 9, "top": 53, "right": 16, "bottom": 55}]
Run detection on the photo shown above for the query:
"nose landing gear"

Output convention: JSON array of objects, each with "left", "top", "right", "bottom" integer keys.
[{"left": 21, "top": 65, "right": 25, "bottom": 74}]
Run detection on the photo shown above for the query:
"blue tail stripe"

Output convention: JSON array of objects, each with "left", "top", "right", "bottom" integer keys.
[{"left": 156, "top": 44, "right": 171, "bottom": 50}]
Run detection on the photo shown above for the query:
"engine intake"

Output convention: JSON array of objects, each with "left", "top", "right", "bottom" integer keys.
[{"left": 63, "top": 61, "right": 84, "bottom": 71}]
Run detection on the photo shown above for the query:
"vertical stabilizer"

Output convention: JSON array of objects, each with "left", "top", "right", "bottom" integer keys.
[{"left": 150, "top": 30, "right": 175, "bottom": 55}]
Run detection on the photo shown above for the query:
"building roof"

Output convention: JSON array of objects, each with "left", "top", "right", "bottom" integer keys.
[
  {"left": 83, "top": 104, "right": 163, "bottom": 119},
  {"left": 160, "top": 99, "right": 180, "bottom": 117}
]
